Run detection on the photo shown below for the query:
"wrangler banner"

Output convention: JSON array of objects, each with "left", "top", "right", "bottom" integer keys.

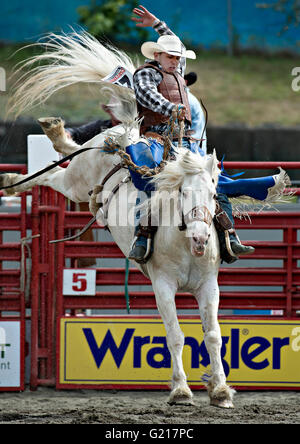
[{"left": 58, "top": 317, "right": 300, "bottom": 389}]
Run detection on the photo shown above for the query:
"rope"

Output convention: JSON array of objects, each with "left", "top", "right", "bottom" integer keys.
[
  {"left": 20, "top": 234, "right": 40, "bottom": 302},
  {"left": 102, "top": 136, "right": 167, "bottom": 177},
  {"left": 101, "top": 106, "right": 186, "bottom": 178}
]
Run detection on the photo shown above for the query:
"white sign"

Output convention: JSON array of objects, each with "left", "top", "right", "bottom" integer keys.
[
  {"left": 0, "top": 321, "right": 21, "bottom": 388},
  {"left": 63, "top": 269, "right": 96, "bottom": 296},
  {"left": 27, "top": 134, "right": 60, "bottom": 174}
]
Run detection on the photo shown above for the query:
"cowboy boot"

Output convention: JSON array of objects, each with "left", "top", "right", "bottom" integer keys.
[
  {"left": 128, "top": 192, "right": 157, "bottom": 264},
  {"left": 128, "top": 224, "right": 157, "bottom": 264},
  {"left": 215, "top": 193, "right": 255, "bottom": 263},
  {"left": 128, "top": 225, "right": 149, "bottom": 263},
  {"left": 229, "top": 231, "right": 255, "bottom": 256}
]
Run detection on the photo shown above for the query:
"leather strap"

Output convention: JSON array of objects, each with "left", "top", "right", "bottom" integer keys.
[
  {"left": 88, "top": 163, "right": 123, "bottom": 196},
  {"left": 214, "top": 201, "right": 233, "bottom": 231}
]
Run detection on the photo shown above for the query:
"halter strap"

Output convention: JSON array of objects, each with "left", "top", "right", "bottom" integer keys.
[
  {"left": 185, "top": 205, "right": 213, "bottom": 227},
  {"left": 178, "top": 187, "right": 214, "bottom": 231},
  {"left": 179, "top": 204, "right": 213, "bottom": 231}
]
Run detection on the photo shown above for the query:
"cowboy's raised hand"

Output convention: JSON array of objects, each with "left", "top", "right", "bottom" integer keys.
[{"left": 131, "top": 5, "right": 158, "bottom": 27}]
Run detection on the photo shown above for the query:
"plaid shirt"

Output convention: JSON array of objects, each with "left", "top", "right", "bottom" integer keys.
[{"left": 133, "top": 21, "right": 188, "bottom": 122}]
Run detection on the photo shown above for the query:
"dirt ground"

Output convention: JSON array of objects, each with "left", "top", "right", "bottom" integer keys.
[{"left": 0, "top": 387, "right": 299, "bottom": 424}]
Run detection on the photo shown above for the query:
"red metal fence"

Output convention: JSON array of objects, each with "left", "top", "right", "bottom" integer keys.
[
  {"left": 0, "top": 161, "right": 299, "bottom": 389},
  {"left": 0, "top": 164, "right": 28, "bottom": 317},
  {"left": 0, "top": 164, "right": 28, "bottom": 391}
]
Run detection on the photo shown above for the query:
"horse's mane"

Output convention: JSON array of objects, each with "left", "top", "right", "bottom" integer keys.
[
  {"left": 139, "top": 149, "right": 220, "bottom": 221},
  {"left": 151, "top": 148, "right": 220, "bottom": 193}
]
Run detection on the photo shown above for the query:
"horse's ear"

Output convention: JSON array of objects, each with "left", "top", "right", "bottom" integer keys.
[
  {"left": 206, "top": 149, "right": 219, "bottom": 176},
  {"left": 212, "top": 149, "right": 218, "bottom": 162}
]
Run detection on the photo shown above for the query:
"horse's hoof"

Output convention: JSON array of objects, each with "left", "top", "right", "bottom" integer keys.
[
  {"left": 38, "top": 117, "right": 62, "bottom": 129},
  {"left": 168, "top": 398, "right": 195, "bottom": 406},
  {"left": 206, "top": 382, "right": 235, "bottom": 409},
  {"left": 168, "top": 387, "right": 194, "bottom": 405},
  {"left": 210, "top": 398, "right": 234, "bottom": 409}
]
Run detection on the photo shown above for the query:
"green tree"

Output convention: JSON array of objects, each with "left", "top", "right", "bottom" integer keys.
[{"left": 77, "top": 0, "right": 150, "bottom": 43}]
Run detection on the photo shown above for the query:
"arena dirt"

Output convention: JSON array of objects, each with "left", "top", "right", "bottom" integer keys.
[{"left": 0, "top": 387, "right": 299, "bottom": 424}]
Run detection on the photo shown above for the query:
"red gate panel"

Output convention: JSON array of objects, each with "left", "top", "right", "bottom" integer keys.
[{"left": 0, "top": 164, "right": 28, "bottom": 391}]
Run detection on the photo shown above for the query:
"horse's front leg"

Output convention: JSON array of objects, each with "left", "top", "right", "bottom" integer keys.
[
  {"left": 151, "top": 276, "right": 193, "bottom": 405},
  {"left": 195, "top": 276, "right": 235, "bottom": 408},
  {"left": 38, "top": 117, "right": 79, "bottom": 155}
]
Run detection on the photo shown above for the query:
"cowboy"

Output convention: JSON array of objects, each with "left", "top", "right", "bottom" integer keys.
[
  {"left": 184, "top": 72, "right": 207, "bottom": 155},
  {"left": 128, "top": 6, "right": 254, "bottom": 263}
]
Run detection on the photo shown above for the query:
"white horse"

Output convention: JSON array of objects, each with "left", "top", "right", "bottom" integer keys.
[
  {"left": 2, "top": 29, "right": 289, "bottom": 407},
  {"left": 0, "top": 119, "right": 234, "bottom": 407}
]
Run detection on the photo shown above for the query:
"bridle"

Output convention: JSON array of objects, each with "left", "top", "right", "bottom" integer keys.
[{"left": 178, "top": 187, "right": 214, "bottom": 232}]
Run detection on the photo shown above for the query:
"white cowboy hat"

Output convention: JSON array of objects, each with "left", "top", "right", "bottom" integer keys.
[{"left": 141, "top": 35, "right": 196, "bottom": 60}]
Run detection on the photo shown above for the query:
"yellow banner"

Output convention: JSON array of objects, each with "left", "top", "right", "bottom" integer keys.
[{"left": 59, "top": 317, "right": 300, "bottom": 388}]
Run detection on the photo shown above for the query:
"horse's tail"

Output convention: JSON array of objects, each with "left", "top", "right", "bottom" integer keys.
[{"left": 7, "top": 29, "right": 138, "bottom": 124}]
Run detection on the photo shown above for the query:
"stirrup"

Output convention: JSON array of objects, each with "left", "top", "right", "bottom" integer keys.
[
  {"left": 224, "top": 230, "right": 239, "bottom": 259},
  {"left": 144, "top": 237, "right": 152, "bottom": 260},
  {"left": 225, "top": 230, "right": 254, "bottom": 258},
  {"left": 129, "top": 236, "right": 152, "bottom": 263}
]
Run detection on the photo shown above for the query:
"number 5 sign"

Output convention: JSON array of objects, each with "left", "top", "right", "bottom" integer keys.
[{"left": 63, "top": 269, "right": 96, "bottom": 296}]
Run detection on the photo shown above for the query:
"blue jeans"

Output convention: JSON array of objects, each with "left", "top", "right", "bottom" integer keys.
[
  {"left": 216, "top": 193, "right": 234, "bottom": 225},
  {"left": 134, "top": 190, "right": 152, "bottom": 247}
]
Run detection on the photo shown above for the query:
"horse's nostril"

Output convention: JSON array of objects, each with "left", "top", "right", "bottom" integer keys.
[{"left": 193, "top": 236, "right": 207, "bottom": 247}]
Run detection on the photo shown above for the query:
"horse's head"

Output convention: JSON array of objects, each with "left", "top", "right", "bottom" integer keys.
[
  {"left": 150, "top": 148, "right": 220, "bottom": 257},
  {"left": 178, "top": 150, "right": 219, "bottom": 257}
]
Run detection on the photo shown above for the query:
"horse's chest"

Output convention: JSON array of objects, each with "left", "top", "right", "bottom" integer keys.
[
  {"left": 177, "top": 264, "right": 210, "bottom": 291},
  {"left": 152, "top": 230, "right": 219, "bottom": 292}
]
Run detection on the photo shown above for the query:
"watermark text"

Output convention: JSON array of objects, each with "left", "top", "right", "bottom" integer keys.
[{"left": 291, "top": 67, "right": 300, "bottom": 92}]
